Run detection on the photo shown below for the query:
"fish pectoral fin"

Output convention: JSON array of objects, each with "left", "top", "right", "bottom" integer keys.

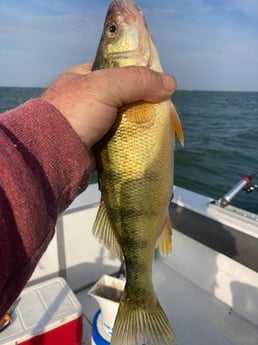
[
  {"left": 92, "top": 199, "right": 123, "bottom": 261},
  {"left": 123, "top": 102, "right": 154, "bottom": 123},
  {"left": 111, "top": 290, "right": 176, "bottom": 345},
  {"left": 158, "top": 215, "right": 173, "bottom": 256},
  {"left": 170, "top": 101, "right": 184, "bottom": 146}
]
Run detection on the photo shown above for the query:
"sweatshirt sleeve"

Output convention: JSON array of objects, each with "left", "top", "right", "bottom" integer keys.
[{"left": 0, "top": 99, "right": 92, "bottom": 318}]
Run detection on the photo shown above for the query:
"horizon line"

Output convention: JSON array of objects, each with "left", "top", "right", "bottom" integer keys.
[{"left": 0, "top": 85, "right": 257, "bottom": 93}]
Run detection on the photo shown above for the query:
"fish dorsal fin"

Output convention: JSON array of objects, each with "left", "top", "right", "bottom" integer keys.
[
  {"left": 158, "top": 215, "right": 173, "bottom": 256},
  {"left": 170, "top": 101, "right": 184, "bottom": 146},
  {"left": 92, "top": 199, "right": 123, "bottom": 261}
]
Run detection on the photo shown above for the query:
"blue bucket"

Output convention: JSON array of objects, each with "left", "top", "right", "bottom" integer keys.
[{"left": 91, "top": 310, "right": 110, "bottom": 345}]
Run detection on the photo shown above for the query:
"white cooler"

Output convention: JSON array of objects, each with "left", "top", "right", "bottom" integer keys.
[{"left": 0, "top": 277, "right": 82, "bottom": 345}]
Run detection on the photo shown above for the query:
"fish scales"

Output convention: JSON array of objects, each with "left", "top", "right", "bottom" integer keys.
[{"left": 92, "top": 1, "right": 183, "bottom": 344}]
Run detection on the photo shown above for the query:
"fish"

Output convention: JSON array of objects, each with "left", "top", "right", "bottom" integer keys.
[{"left": 92, "top": 1, "right": 184, "bottom": 344}]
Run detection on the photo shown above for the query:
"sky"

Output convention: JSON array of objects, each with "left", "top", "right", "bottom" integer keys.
[{"left": 0, "top": 0, "right": 257, "bottom": 91}]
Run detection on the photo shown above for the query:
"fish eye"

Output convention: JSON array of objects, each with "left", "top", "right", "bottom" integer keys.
[
  {"left": 109, "top": 24, "right": 117, "bottom": 33},
  {"left": 105, "top": 23, "right": 118, "bottom": 38}
]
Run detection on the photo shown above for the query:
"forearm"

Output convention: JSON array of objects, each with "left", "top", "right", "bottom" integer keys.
[{"left": 0, "top": 99, "right": 91, "bottom": 318}]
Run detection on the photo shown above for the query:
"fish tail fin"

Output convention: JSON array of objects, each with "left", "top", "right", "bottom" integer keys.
[{"left": 111, "top": 290, "right": 176, "bottom": 345}]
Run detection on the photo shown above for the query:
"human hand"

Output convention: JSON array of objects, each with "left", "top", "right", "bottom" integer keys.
[{"left": 41, "top": 62, "right": 176, "bottom": 149}]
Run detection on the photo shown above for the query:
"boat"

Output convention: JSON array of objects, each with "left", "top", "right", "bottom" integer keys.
[{"left": 0, "top": 182, "right": 257, "bottom": 344}]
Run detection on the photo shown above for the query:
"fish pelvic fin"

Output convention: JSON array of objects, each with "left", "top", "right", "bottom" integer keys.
[
  {"left": 169, "top": 102, "right": 184, "bottom": 146},
  {"left": 111, "top": 290, "right": 177, "bottom": 345},
  {"left": 92, "top": 199, "right": 123, "bottom": 261},
  {"left": 158, "top": 215, "right": 172, "bottom": 256}
]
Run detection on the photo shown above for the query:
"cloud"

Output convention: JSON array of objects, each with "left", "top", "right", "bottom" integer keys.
[
  {"left": 0, "top": 0, "right": 257, "bottom": 90},
  {"left": 222, "top": 0, "right": 258, "bottom": 18},
  {"left": 0, "top": 11, "right": 104, "bottom": 86},
  {"left": 144, "top": 1, "right": 258, "bottom": 90}
]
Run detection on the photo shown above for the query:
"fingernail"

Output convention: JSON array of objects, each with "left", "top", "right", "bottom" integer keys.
[{"left": 163, "top": 75, "right": 176, "bottom": 93}]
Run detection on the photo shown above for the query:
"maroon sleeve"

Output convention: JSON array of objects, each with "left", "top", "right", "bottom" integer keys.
[{"left": 0, "top": 99, "right": 92, "bottom": 318}]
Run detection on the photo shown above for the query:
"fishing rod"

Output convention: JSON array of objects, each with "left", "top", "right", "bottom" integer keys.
[{"left": 218, "top": 170, "right": 258, "bottom": 207}]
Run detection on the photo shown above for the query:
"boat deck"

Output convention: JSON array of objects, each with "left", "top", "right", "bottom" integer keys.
[
  {"left": 3, "top": 185, "right": 255, "bottom": 345},
  {"left": 76, "top": 259, "right": 258, "bottom": 345}
]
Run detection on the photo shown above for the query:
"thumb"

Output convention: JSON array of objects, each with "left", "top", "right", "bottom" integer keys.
[
  {"left": 92, "top": 66, "right": 176, "bottom": 108},
  {"left": 63, "top": 62, "right": 93, "bottom": 75}
]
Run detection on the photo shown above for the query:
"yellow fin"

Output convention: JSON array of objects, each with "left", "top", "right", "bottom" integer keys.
[
  {"left": 170, "top": 101, "right": 184, "bottom": 146},
  {"left": 158, "top": 216, "right": 173, "bottom": 256},
  {"left": 92, "top": 199, "right": 123, "bottom": 261},
  {"left": 111, "top": 290, "right": 176, "bottom": 345}
]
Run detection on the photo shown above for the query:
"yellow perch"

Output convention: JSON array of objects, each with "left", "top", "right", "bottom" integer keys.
[{"left": 92, "top": 1, "right": 184, "bottom": 344}]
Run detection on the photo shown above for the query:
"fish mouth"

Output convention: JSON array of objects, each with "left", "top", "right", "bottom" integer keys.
[
  {"left": 106, "top": 0, "right": 143, "bottom": 25},
  {"left": 116, "top": 0, "right": 141, "bottom": 13}
]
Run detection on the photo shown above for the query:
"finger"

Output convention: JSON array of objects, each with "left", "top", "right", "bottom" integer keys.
[{"left": 120, "top": 66, "right": 176, "bottom": 103}]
